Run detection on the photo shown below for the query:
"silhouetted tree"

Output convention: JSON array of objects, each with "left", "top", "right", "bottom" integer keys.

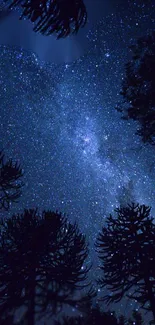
[
  {"left": 0, "top": 150, "right": 23, "bottom": 210},
  {"left": 55, "top": 307, "right": 119, "bottom": 325},
  {"left": 96, "top": 203, "right": 155, "bottom": 321},
  {"left": 5, "top": 0, "right": 87, "bottom": 38},
  {"left": 116, "top": 32, "right": 155, "bottom": 145},
  {"left": 91, "top": 309, "right": 118, "bottom": 325},
  {"left": 0, "top": 209, "right": 90, "bottom": 325},
  {"left": 53, "top": 306, "right": 145, "bottom": 325}
]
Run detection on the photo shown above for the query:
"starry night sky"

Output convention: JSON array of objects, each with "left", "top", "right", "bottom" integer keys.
[{"left": 0, "top": 0, "right": 155, "bottom": 320}]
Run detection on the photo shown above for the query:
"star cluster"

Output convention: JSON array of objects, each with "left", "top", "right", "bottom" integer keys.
[{"left": 0, "top": 0, "right": 155, "bottom": 318}]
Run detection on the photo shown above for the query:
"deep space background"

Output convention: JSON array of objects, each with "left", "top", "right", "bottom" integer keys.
[{"left": 0, "top": 0, "right": 155, "bottom": 322}]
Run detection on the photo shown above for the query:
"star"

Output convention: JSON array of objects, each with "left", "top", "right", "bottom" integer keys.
[{"left": 0, "top": 1, "right": 155, "bottom": 320}]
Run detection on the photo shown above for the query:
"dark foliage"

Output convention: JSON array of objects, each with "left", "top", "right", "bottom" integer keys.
[
  {"left": 0, "top": 209, "right": 89, "bottom": 324},
  {"left": 55, "top": 308, "right": 143, "bottom": 325},
  {"left": 55, "top": 316, "right": 84, "bottom": 325},
  {"left": 55, "top": 307, "right": 119, "bottom": 325},
  {"left": 5, "top": 0, "right": 87, "bottom": 38},
  {"left": 96, "top": 203, "right": 155, "bottom": 321},
  {"left": 0, "top": 314, "right": 14, "bottom": 325},
  {"left": 0, "top": 150, "right": 23, "bottom": 210},
  {"left": 116, "top": 32, "right": 155, "bottom": 145},
  {"left": 118, "top": 310, "right": 144, "bottom": 325}
]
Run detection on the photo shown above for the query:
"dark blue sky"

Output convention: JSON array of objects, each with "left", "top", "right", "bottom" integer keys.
[{"left": 0, "top": 0, "right": 155, "bottom": 322}]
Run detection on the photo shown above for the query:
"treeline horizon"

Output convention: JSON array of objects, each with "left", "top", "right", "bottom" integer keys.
[{"left": 0, "top": 150, "right": 155, "bottom": 325}]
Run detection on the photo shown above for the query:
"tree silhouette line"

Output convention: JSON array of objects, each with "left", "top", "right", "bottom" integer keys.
[
  {"left": 96, "top": 203, "right": 155, "bottom": 321},
  {"left": 0, "top": 153, "right": 155, "bottom": 324},
  {"left": 117, "top": 31, "right": 155, "bottom": 145},
  {"left": 0, "top": 209, "right": 94, "bottom": 324},
  {"left": 3, "top": 0, "right": 87, "bottom": 38},
  {"left": 55, "top": 308, "right": 144, "bottom": 325},
  {"left": 0, "top": 150, "right": 23, "bottom": 210}
]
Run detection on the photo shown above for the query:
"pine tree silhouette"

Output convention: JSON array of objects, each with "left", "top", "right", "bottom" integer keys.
[
  {"left": 0, "top": 209, "right": 89, "bottom": 324},
  {"left": 0, "top": 150, "right": 23, "bottom": 210},
  {"left": 4, "top": 0, "right": 87, "bottom": 38},
  {"left": 116, "top": 32, "right": 155, "bottom": 145},
  {"left": 96, "top": 203, "right": 155, "bottom": 322}
]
